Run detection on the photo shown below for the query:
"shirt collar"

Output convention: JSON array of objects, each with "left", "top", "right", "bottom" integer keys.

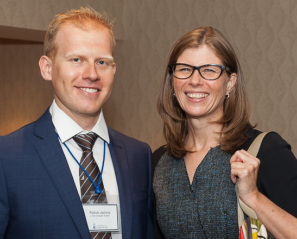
[{"left": 49, "top": 100, "right": 110, "bottom": 144}]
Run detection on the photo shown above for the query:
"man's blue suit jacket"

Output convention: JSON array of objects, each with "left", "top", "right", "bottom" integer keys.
[{"left": 0, "top": 109, "right": 153, "bottom": 239}]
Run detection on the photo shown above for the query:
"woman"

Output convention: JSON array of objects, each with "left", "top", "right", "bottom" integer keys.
[{"left": 153, "top": 26, "right": 297, "bottom": 238}]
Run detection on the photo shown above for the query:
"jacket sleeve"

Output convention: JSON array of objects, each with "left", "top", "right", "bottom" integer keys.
[
  {"left": 152, "top": 146, "right": 167, "bottom": 239},
  {"left": 0, "top": 158, "right": 9, "bottom": 238},
  {"left": 146, "top": 144, "right": 154, "bottom": 239}
]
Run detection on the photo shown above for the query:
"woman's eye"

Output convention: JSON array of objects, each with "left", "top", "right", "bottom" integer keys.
[
  {"left": 177, "top": 67, "right": 191, "bottom": 72},
  {"left": 204, "top": 68, "right": 215, "bottom": 72},
  {"left": 203, "top": 67, "right": 219, "bottom": 73}
]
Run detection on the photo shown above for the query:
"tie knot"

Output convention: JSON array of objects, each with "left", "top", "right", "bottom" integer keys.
[{"left": 73, "top": 132, "right": 98, "bottom": 152}]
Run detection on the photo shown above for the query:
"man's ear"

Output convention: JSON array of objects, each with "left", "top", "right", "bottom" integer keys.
[
  {"left": 227, "top": 73, "right": 237, "bottom": 94},
  {"left": 39, "top": 56, "right": 53, "bottom": 81},
  {"left": 112, "top": 62, "right": 116, "bottom": 74}
]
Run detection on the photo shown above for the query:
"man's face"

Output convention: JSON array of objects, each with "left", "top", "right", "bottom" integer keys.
[{"left": 41, "top": 23, "right": 116, "bottom": 124}]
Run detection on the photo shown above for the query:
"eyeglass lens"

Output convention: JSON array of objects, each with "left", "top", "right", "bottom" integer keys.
[{"left": 174, "top": 64, "right": 223, "bottom": 80}]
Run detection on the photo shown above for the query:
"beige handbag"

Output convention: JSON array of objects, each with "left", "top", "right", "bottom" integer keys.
[{"left": 236, "top": 132, "right": 274, "bottom": 239}]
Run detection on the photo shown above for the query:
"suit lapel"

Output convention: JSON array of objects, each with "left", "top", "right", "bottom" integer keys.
[
  {"left": 108, "top": 128, "right": 133, "bottom": 239},
  {"left": 33, "top": 110, "right": 91, "bottom": 239}
]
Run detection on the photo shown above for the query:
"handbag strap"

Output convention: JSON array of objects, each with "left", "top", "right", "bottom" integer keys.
[{"left": 237, "top": 132, "right": 268, "bottom": 227}]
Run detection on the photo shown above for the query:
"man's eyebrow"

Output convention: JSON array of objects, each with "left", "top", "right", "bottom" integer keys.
[
  {"left": 64, "top": 53, "right": 114, "bottom": 60},
  {"left": 64, "top": 53, "right": 83, "bottom": 58},
  {"left": 97, "top": 56, "right": 114, "bottom": 61}
]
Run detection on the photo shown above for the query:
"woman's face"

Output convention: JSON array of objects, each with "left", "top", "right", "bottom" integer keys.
[{"left": 173, "top": 45, "right": 236, "bottom": 121}]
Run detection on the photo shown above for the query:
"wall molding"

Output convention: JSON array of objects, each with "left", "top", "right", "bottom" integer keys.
[{"left": 0, "top": 25, "right": 45, "bottom": 43}]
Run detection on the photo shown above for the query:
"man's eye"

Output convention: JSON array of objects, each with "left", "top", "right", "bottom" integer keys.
[
  {"left": 72, "top": 58, "right": 81, "bottom": 63},
  {"left": 98, "top": 60, "right": 112, "bottom": 66},
  {"left": 97, "top": 60, "right": 113, "bottom": 68},
  {"left": 98, "top": 60, "right": 107, "bottom": 65}
]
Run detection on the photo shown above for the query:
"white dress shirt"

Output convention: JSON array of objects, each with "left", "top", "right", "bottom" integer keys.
[{"left": 49, "top": 100, "right": 122, "bottom": 238}]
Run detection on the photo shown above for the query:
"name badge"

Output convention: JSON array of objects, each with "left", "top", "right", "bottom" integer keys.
[{"left": 83, "top": 204, "right": 119, "bottom": 231}]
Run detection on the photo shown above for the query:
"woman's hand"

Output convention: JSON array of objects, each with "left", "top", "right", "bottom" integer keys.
[
  {"left": 230, "top": 149, "right": 260, "bottom": 206},
  {"left": 230, "top": 150, "right": 297, "bottom": 239}
]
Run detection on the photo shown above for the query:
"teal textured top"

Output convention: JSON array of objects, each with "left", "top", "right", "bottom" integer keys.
[{"left": 153, "top": 147, "right": 239, "bottom": 238}]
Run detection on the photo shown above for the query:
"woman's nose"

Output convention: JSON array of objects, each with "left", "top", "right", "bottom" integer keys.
[{"left": 189, "top": 69, "right": 203, "bottom": 86}]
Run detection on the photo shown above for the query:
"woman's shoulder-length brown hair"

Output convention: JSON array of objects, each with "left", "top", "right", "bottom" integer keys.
[{"left": 157, "top": 26, "right": 252, "bottom": 159}]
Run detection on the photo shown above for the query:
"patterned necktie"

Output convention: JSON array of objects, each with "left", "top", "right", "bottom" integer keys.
[{"left": 73, "top": 132, "right": 112, "bottom": 239}]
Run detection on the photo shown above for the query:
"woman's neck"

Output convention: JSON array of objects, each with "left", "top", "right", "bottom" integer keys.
[{"left": 185, "top": 117, "right": 223, "bottom": 152}]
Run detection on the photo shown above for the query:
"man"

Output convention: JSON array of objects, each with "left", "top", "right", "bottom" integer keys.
[{"left": 0, "top": 7, "right": 153, "bottom": 239}]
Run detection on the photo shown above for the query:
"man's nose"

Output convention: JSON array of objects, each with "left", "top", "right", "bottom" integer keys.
[{"left": 82, "top": 63, "right": 98, "bottom": 81}]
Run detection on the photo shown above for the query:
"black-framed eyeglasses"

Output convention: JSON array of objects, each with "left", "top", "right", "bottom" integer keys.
[{"left": 168, "top": 63, "right": 230, "bottom": 80}]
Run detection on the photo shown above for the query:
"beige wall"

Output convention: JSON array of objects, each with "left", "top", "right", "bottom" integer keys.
[
  {"left": 0, "top": 39, "right": 51, "bottom": 134},
  {"left": 1, "top": 0, "right": 297, "bottom": 155}
]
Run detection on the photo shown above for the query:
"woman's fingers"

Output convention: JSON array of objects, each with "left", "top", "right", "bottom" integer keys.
[
  {"left": 230, "top": 150, "right": 260, "bottom": 203},
  {"left": 230, "top": 149, "right": 260, "bottom": 165}
]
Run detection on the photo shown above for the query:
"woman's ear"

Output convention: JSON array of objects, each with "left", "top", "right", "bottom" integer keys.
[
  {"left": 226, "top": 73, "right": 237, "bottom": 94},
  {"left": 39, "top": 56, "right": 53, "bottom": 81}
]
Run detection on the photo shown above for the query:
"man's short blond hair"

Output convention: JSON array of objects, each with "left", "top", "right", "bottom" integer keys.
[{"left": 44, "top": 6, "right": 116, "bottom": 59}]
